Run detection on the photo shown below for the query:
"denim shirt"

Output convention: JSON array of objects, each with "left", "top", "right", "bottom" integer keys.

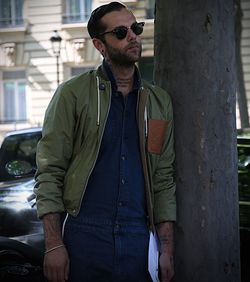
[{"left": 79, "top": 61, "right": 147, "bottom": 227}]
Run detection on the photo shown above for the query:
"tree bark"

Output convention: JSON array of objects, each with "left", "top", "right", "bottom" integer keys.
[{"left": 154, "top": 1, "right": 241, "bottom": 281}]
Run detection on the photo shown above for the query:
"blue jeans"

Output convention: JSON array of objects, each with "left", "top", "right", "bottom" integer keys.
[{"left": 63, "top": 216, "right": 152, "bottom": 282}]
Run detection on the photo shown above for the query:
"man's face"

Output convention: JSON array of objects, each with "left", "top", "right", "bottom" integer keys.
[{"left": 100, "top": 8, "right": 142, "bottom": 66}]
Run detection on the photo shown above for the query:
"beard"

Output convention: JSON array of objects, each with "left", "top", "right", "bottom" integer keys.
[{"left": 104, "top": 41, "right": 142, "bottom": 67}]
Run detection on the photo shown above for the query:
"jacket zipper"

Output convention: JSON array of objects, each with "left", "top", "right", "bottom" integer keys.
[{"left": 138, "top": 87, "right": 154, "bottom": 231}]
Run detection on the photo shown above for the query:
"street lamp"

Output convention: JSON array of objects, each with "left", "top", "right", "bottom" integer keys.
[{"left": 50, "top": 30, "right": 62, "bottom": 86}]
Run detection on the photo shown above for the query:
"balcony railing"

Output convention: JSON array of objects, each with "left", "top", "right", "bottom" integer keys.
[
  {"left": 0, "top": 17, "right": 24, "bottom": 28},
  {"left": 62, "top": 13, "right": 90, "bottom": 24}
]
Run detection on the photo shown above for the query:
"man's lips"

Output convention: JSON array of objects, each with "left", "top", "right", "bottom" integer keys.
[{"left": 126, "top": 44, "right": 140, "bottom": 52}]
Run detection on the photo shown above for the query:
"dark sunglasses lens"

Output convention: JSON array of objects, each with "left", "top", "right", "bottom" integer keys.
[
  {"left": 114, "top": 27, "right": 128, "bottom": 39},
  {"left": 113, "top": 23, "right": 144, "bottom": 40},
  {"left": 131, "top": 23, "right": 144, "bottom": 35}
]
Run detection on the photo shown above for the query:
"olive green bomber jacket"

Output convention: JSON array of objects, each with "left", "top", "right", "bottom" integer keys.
[{"left": 34, "top": 65, "right": 176, "bottom": 228}]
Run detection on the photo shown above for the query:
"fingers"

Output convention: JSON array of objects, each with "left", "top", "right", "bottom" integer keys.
[
  {"left": 44, "top": 259, "right": 64, "bottom": 282},
  {"left": 64, "top": 258, "right": 70, "bottom": 281},
  {"left": 44, "top": 262, "right": 67, "bottom": 282},
  {"left": 161, "top": 269, "right": 175, "bottom": 282},
  {"left": 159, "top": 252, "right": 174, "bottom": 282}
]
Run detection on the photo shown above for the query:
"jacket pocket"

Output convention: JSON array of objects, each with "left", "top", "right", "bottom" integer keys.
[{"left": 147, "top": 119, "right": 168, "bottom": 154}]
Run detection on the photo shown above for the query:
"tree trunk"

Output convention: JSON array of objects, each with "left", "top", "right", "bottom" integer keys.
[
  {"left": 154, "top": 1, "right": 241, "bottom": 281},
  {"left": 235, "top": 0, "right": 250, "bottom": 128}
]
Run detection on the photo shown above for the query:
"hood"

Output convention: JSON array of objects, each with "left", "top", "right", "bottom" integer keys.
[
  {"left": 0, "top": 177, "right": 41, "bottom": 237},
  {"left": 0, "top": 178, "right": 35, "bottom": 207}
]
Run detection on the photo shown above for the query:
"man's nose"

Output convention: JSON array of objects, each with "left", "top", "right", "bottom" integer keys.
[{"left": 127, "top": 28, "right": 137, "bottom": 41}]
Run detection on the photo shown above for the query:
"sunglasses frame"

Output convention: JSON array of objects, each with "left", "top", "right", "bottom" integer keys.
[{"left": 98, "top": 22, "right": 145, "bottom": 40}]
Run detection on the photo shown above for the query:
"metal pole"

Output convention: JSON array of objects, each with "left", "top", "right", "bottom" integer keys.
[
  {"left": 50, "top": 30, "right": 62, "bottom": 88},
  {"left": 56, "top": 54, "right": 59, "bottom": 86}
]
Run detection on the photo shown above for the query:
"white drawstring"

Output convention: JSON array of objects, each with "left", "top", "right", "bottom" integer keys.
[
  {"left": 96, "top": 76, "right": 100, "bottom": 126},
  {"left": 62, "top": 213, "right": 69, "bottom": 238},
  {"left": 144, "top": 106, "right": 148, "bottom": 137}
]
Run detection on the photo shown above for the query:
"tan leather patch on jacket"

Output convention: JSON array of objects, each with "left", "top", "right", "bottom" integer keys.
[{"left": 147, "top": 119, "right": 168, "bottom": 154}]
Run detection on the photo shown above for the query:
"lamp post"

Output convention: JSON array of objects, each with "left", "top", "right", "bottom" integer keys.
[{"left": 50, "top": 30, "right": 62, "bottom": 86}]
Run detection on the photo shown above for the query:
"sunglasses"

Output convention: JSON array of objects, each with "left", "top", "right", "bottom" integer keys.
[{"left": 99, "top": 22, "right": 145, "bottom": 40}]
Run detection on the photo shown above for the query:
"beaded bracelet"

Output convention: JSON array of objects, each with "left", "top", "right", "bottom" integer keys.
[{"left": 44, "top": 244, "right": 65, "bottom": 255}]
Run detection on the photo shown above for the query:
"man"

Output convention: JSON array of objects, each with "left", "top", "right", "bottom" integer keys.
[{"left": 34, "top": 2, "right": 176, "bottom": 282}]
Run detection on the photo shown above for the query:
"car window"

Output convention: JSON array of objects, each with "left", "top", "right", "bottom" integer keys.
[
  {"left": 237, "top": 137, "right": 250, "bottom": 228},
  {"left": 238, "top": 139, "right": 250, "bottom": 172},
  {"left": 0, "top": 132, "right": 41, "bottom": 181}
]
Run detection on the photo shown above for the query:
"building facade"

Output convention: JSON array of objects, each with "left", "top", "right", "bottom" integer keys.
[
  {"left": 0, "top": 0, "right": 154, "bottom": 138},
  {"left": 0, "top": 0, "right": 249, "bottom": 139}
]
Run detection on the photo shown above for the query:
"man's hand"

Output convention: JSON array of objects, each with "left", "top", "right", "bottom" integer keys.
[
  {"left": 42, "top": 213, "right": 69, "bottom": 282},
  {"left": 156, "top": 222, "right": 175, "bottom": 282},
  {"left": 159, "top": 251, "right": 174, "bottom": 282},
  {"left": 44, "top": 247, "right": 70, "bottom": 282}
]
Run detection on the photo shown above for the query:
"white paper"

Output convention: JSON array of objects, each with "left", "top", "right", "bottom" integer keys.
[{"left": 148, "top": 231, "right": 160, "bottom": 282}]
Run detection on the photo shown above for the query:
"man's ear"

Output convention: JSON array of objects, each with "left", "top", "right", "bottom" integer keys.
[{"left": 92, "top": 38, "right": 105, "bottom": 55}]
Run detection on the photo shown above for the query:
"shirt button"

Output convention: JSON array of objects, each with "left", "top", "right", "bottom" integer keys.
[
  {"left": 121, "top": 155, "right": 126, "bottom": 161},
  {"left": 119, "top": 202, "right": 123, "bottom": 206},
  {"left": 121, "top": 179, "right": 125, "bottom": 184}
]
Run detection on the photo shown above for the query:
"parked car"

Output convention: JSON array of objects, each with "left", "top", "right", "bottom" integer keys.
[
  {"left": 237, "top": 132, "right": 250, "bottom": 282},
  {"left": 0, "top": 128, "right": 42, "bottom": 182},
  {"left": 238, "top": 135, "right": 250, "bottom": 229},
  {"left": 0, "top": 128, "right": 42, "bottom": 237},
  {"left": 0, "top": 128, "right": 44, "bottom": 281}
]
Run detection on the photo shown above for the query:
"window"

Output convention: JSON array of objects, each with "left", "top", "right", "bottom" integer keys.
[
  {"left": 0, "top": 0, "right": 23, "bottom": 28},
  {"left": 146, "top": 0, "right": 155, "bottom": 19},
  {"left": 0, "top": 71, "right": 27, "bottom": 123},
  {"left": 0, "top": 130, "right": 42, "bottom": 181},
  {"left": 63, "top": 0, "right": 92, "bottom": 24}
]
